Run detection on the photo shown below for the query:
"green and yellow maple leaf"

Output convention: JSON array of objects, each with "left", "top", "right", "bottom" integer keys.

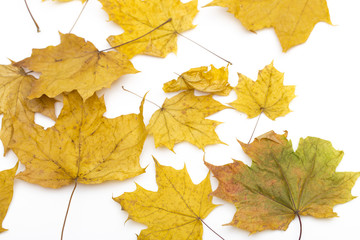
[
  {"left": 206, "top": 131, "right": 360, "bottom": 234},
  {"left": 206, "top": 0, "right": 332, "bottom": 51},
  {"left": 114, "top": 158, "right": 217, "bottom": 239},
  {"left": 147, "top": 90, "right": 228, "bottom": 151},
  {"left": 230, "top": 62, "right": 295, "bottom": 120},
  {"left": 15, "top": 33, "right": 138, "bottom": 101},
  {"left": 0, "top": 163, "right": 18, "bottom": 233},
  {"left": 10, "top": 91, "right": 146, "bottom": 188},
  {"left": 99, "top": 0, "right": 198, "bottom": 58}
]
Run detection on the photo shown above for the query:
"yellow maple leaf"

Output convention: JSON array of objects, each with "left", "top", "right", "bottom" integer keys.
[
  {"left": 114, "top": 158, "right": 217, "bottom": 239},
  {"left": 9, "top": 91, "right": 147, "bottom": 188},
  {"left": 15, "top": 33, "right": 138, "bottom": 101},
  {"left": 0, "top": 162, "right": 18, "bottom": 233},
  {"left": 147, "top": 90, "right": 228, "bottom": 151},
  {"left": 206, "top": 0, "right": 332, "bottom": 51},
  {"left": 230, "top": 62, "right": 295, "bottom": 120},
  {"left": 163, "top": 64, "right": 232, "bottom": 96},
  {"left": 0, "top": 64, "right": 56, "bottom": 153},
  {"left": 206, "top": 131, "right": 360, "bottom": 235},
  {"left": 99, "top": 0, "right": 198, "bottom": 58}
]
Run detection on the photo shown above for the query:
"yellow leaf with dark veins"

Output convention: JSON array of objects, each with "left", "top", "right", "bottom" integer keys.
[{"left": 10, "top": 91, "right": 147, "bottom": 188}]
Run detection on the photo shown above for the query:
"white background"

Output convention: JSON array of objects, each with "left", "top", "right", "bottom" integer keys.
[{"left": 1, "top": 0, "right": 360, "bottom": 239}]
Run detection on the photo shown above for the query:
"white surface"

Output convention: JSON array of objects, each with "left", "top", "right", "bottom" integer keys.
[{"left": 1, "top": 0, "right": 360, "bottom": 239}]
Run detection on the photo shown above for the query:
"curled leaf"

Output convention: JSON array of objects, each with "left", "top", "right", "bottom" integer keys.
[{"left": 163, "top": 65, "right": 231, "bottom": 96}]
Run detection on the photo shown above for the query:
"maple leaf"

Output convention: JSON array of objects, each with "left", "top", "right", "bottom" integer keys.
[
  {"left": 114, "top": 158, "right": 217, "bottom": 239},
  {"left": 230, "top": 62, "right": 295, "bottom": 120},
  {"left": 15, "top": 33, "right": 138, "bottom": 101},
  {"left": 99, "top": 0, "right": 198, "bottom": 58},
  {"left": 0, "top": 64, "right": 56, "bottom": 153},
  {"left": 163, "top": 65, "right": 232, "bottom": 96},
  {"left": 206, "top": 0, "right": 332, "bottom": 51},
  {"left": 9, "top": 91, "right": 147, "bottom": 188},
  {"left": 147, "top": 90, "right": 228, "bottom": 151},
  {"left": 0, "top": 162, "right": 18, "bottom": 233},
  {"left": 205, "top": 131, "right": 360, "bottom": 234}
]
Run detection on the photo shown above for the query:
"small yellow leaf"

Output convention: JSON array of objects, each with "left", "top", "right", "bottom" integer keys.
[
  {"left": 114, "top": 158, "right": 217, "bottom": 239},
  {"left": 0, "top": 64, "right": 56, "bottom": 153},
  {"left": 206, "top": 0, "right": 332, "bottom": 51},
  {"left": 15, "top": 33, "right": 138, "bottom": 101},
  {"left": 10, "top": 91, "right": 147, "bottom": 188},
  {"left": 99, "top": 0, "right": 198, "bottom": 58},
  {"left": 0, "top": 162, "right": 18, "bottom": 233},
  {"left": 230, "top": 62, "right": 295, "bottom": 120},
  {"left": 163, "top": 65, "right": 232, "bottom": 96},
  {"left": 147, "top": 90, "right": 228, "bottom": 151}
]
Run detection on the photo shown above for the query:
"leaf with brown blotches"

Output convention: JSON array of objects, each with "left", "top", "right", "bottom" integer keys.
[
  {"left": 206, "top": 131, "right": 360, "bottom": 235},
  {"left": 0, "top": 162, "right": 18, "bottom": 233},
  {"left": 9, "top": 91, "right": 147, "bottom": 188},
  {"left": 0, "top": 64, "right": 56, "bottom": 154},
  {"left": 147, "top": 90, "right": 228, "bottom": 151},
  {"left": 163, "top": 65, "right": 232, "bottom": 96},
  {"left": 206, "top": 0, "right": 332, "bottom": 51},
  {"left": 99, "top": 0, "right": 198, "bottom": 58},
  {"left": 114, "top": 158, "right": 217, "bottom": 239},
  {"left": 230, "top": 62, "right": 295, "bottom": 120},
  {"left": 15, "top": 33, "right": 138, "bottom": 101}
]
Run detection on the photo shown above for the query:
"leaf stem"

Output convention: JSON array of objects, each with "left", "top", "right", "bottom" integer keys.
[
  {"left": 296, "top": 212, "right": 302, "bottom": 240},
  {"left": 100, "top": 18, "right": 173, "bottom": 52},
  {"left": 122, "top": 86, "right": 161, "bottom": 109},
  {"left": 69, "top": 0, "right": 89, "bottom": 33},
  {"left": 61, "top": 179, "right": 78, "bottom": 240},
  {"left": 24, "top": 0, "right": 40, "bottom": 32},
  {"left": 176, "top": 32, "right": 232, "bottom": 65},
  {"left": 248, "top": 112, "right": 262, "bottom": 144},
  {"left": 199, "top": 218, "right": 225, "bottom": 240}
]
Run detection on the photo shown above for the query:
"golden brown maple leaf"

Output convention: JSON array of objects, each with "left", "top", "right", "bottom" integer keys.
[
  {"left": 9, "top": 91, "right": 147, "bottom": 188},
  {"left": 114, "top": 158, "right": 217, "bottom": 239},
  {"left": 15, "top": 33, "right": 138, "bottom": 101},
  {"left": 163, "top": 65, "right": 232, "bottom": 96},
  {"left": 0, "top": 64, "right": 56, "bottom": 153},
  {"left": 206, "top": 131, "right": 360, "bottom": 234},
  {"left": 99, "top": 0, "right": 198, "bottom": 58},
  {"left": 147, "top": 90, "right": 228, "bottom": 151},
  {"left": 0, "top": 162, "right": 18, "bottom": 233},
  {"left": 206, "top": 0, "right": 332, "bottom": 51},
  {"left": 230, "top": 62, "right": 295, "bottom": 120}
]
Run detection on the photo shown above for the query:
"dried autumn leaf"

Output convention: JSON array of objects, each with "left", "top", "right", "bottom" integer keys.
[
  {"left": 114, "top": 158, "right": 217, "bottom": 239},
  {"left": 163, "top": 65, "right": 232, "bottom": 96},
  {"left": 230, "top": 62, "right": 295, "bottom": 120},
  {"left": 206, "top": 0, "right": 332, "bottom": 51},
  {"left": 205, "top": 131, "right": 360, "bottom": 234},
  {"left": 15, "top": 33, "right": 138, "bottom": 101},
  {"left": 99, "top": 0, "right": 198, "bottom": 58},
  {"left": 0, "top": 64, "right": 56, "bottom": 153},
  {"left": 0, "top": 162, "right": 18, "bottom": 233},
  {"left": 9, "top": 91, "right": 147, "bottom": 188},
  {"left": 147, "top": 90, "right": 228, "bottom": 151}
]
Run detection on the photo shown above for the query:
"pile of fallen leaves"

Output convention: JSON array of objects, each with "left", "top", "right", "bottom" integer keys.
[{"left": 0, "top": 0, "right": 359, "bottom": 239}]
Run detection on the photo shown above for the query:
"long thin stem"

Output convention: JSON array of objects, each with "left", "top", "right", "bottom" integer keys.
[
  {"left": 69, "top": 0, "right": 89, "bottom": 33},
  {"left": 122, "top": 86, "right": 161, "bottom": 109},
  {"left": 24, "top": 0, "right": 40, "bottom": 32},
  {"left": 248, "top": 112, "right": 262, "bottom": 144},
  {"left": 296, "top": 212, "right": 302, "bottom": 240},
  {"left": 176, "top": 32, "right": 232, "bottom": 65},
  {"left": 200, "top": 218, "right": 225, "bottom": 240},
  {"left": 61, "top": 180, "right": 78, "bottom": 240},
  {"left": 100, "top": 18, "right": 172, "bottom": 52}
]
